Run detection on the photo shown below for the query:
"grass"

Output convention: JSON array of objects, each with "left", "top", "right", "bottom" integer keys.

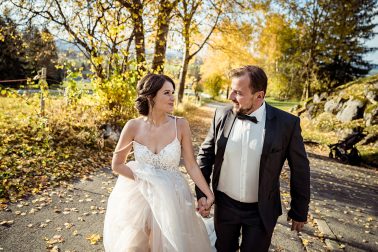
[{"left": 265, "top": 97, "right": 299, "bottom": 112}]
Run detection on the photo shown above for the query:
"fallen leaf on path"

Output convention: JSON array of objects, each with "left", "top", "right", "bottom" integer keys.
[
  {"left": 302, "top": 239, "right": 310, "bottom": 246},
  {"left": 29, "top": 208, "right": 37, "bottom": 214},
  {"left": 64, "top": 223, "right": 73, "bottom": 229},
  {"left": 0, "top": 220, "right": 14, "bottom": 226},
  {"left": 46, "top": 235, "right": 64, "bottom": 245},
  {"left": 86, "top": 234, "right": 102, "bottom": 245},
  {"left": 50, "top": 245, "right": 60, "bottom": 252}
]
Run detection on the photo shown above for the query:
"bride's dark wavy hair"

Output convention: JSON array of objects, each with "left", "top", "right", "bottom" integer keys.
[{"left": 135, "top": 73, "right": 176, "bottom": 116}]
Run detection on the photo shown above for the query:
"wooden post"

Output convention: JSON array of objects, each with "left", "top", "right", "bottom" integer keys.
[{"left": 40, "top": 68, "right": 47, "bottom": 117}]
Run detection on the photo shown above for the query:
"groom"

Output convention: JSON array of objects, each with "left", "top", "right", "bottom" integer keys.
[{"left": 196, "top": 65, "right": 310, "bottom": 252}]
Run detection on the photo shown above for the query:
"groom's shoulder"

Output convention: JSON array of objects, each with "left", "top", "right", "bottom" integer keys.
[
  {"left": 215, "top": 104, "right": 233, "bottom": 117},
  {"left": 267, "top": 103, "right": 298, "bottom": 122}
]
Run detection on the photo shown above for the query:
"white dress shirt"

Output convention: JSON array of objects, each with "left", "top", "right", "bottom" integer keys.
[{"left": 217, "top": 102, "right": 266, "bottom": 203}]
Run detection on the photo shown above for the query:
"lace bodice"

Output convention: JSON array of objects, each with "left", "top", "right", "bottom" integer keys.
[{"left": 132, "top": 117, "right": 181, "bottom": 172}]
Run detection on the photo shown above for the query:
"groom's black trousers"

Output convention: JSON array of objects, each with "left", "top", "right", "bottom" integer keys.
[{"left": 214, "top": 191, "right": 273, "bottom": 252}]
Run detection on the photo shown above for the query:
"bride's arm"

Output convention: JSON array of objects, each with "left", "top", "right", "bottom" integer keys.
[
  {"left": 111, "top": 120, "right": 136, "bottom": 180},
  {"left": 179, "top": 118, "right": 214, "bottom": 204}
]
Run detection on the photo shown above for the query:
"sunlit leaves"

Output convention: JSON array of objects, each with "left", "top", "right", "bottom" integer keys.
[
  {"left": 201, "top": 19, "right": 256, "bottom": 81},
  {"left": 0, "top": 95, "right": 114, "bottom": 203},
  {"left": 86, "top": 234, "right": 102, "bottom": 245}
]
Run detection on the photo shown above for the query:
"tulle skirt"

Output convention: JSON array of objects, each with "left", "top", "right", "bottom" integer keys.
[{"left": 103, "top": 161, "right": 213, "bottom": 252}]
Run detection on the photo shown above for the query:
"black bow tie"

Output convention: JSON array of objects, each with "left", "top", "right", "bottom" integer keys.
[{"left": 236, "top": 113, "right": 258, "bottom": 123}]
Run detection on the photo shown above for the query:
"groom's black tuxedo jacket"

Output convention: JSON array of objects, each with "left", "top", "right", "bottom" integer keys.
[{"left": 195, "top": 103, "right": 310, "bottom": 232}]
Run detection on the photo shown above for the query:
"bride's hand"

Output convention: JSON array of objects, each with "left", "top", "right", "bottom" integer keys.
[{"left": 205, "top": 194, "right": 214, "bottom": 210}]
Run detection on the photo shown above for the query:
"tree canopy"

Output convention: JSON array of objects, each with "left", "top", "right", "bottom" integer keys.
[{"left": 1, "top": 0, "right": 377, "bottom": 100}]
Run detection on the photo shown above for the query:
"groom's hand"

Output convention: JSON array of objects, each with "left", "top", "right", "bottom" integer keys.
[
  {"left": 287, "top": 216, "right": 307, "bottom": 232},
  {"left": 197, "top": 197, "right": 211, "bottom": 217}
]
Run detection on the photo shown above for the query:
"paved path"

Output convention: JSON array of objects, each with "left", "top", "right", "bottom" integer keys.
[{"left": 2, "top": 156, "right": 376, "bottom": 252}]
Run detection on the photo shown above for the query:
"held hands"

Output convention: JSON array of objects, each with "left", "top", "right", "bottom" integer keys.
[
  {"left": 287, "top": 216, "right": 307, "bottom": 232},
  {"left": 197, "top": 196, "right": 214, "bottom": 217}
]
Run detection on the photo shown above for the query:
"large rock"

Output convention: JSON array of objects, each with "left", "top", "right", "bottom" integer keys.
[
  {"left": 313, "top": 92, "right": 328, "bottom": 104},
  {"left": 99, "top": 124, "right": 121, "bottom": 148},
  {"left": 364, "top": 84, "right": 377, "bottom": 104},
  {"left": 364, "top": 104, "right": 378, "bottom": 126},
  {"left": 336, "top": 98, "right": 366, "bottom": 122},
  {"left": 307, "top": 102, "right": 325, "bottom": 119},
  {"left": 324, "top": 96, "right": 344, "bottom": 114}
]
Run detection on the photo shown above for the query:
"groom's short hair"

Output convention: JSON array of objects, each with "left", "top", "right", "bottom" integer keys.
[{"left": 229, "top": 65, "right": 267, "bottom": 94}]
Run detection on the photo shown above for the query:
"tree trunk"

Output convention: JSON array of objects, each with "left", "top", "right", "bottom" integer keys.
[
  {"left": 133, "top": 15, "right": 146, "bottom": 72},
  {"left": 152, "top": 1, "right": 177, "bottom": 73},
  {"left": 178, "top": 48, "right": 190, "bottom": 103},
  {"left": 152, "top": 20, "right": 169, "bottom": 73},
  {"left": 301, "top": 81, "right": 310, "bottom": 101},
  {"left": 119, "top": 0, "right": 146, "bottom": 73}
]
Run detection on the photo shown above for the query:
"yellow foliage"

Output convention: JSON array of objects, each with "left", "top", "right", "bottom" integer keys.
[
  {"left": 86, "top": 234, "right": 102, "bottom": 245},
  {"left": 201, "top": 20, "right": 256, "bottom": 82}
]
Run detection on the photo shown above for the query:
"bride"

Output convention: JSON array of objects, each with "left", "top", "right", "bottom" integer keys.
[{"left": 103, "top": 73, "right": 214, "bottom": 251}]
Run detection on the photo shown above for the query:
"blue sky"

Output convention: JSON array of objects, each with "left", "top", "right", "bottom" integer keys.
[{"left": 364, "top": 16, "right": 378, "bottom": 65}]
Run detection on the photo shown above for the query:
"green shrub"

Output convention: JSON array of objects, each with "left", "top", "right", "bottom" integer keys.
[
  {"left": 202, "top": 74, "right": 226, "bottom": 98},
  {"left": 314, "top": 112, "right": 340, "bottom": 131}
]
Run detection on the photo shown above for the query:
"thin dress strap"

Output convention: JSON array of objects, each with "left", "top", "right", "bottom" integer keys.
[
  {"left": 113, "top": 140, "right": 133, "bottom": 154},
  {"left": 174, "top": 116, "right": 178, "bottom": 139}
]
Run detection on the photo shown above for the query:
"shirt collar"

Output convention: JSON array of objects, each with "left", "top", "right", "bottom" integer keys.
[{"left": 248, "top": 101, "right": 266, "bottom": 123}]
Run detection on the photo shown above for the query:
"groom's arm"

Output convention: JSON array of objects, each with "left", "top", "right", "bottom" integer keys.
[
  {"left": 286, "top": 117, "right": 311, "bottom": 223},
  {"left": 195, "top": 109, "right": 218, "bottom": 199}
]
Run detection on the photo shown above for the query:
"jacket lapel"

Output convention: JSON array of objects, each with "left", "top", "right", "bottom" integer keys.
[
  {"left": 215, "top": 109, "right": 236, "bottom": 160},
  {"left": 260, "top": 103, "right": 277, "bottom": 171},
  {"left": 213, "top": 108, "right": 236, "bottom": 190}
]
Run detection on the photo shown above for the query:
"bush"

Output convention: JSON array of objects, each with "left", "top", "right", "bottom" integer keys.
[
  {"left": 0, "top": 94, "right": 114, "bottom": 203},
  {"left": 93, "top": 73, "right": 138, "bottom": 125},
  {"left": 313, "top": 112, "right": 339, "bottom": 131},
  {"left": 202, "top": 74, "right": 226, "bottom": 98}
]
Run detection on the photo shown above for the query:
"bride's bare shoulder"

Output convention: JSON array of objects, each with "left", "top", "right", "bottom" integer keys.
[
  {"left": 173, "top": 116, "right": 190, "bottom": 131},
  {"left": 122, "top": 117, "right": 144, "bottom": 132}
]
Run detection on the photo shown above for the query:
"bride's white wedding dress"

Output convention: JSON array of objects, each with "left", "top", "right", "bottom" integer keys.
[{"left": 103, "top": 118, "right": 214, "bottom": 252}]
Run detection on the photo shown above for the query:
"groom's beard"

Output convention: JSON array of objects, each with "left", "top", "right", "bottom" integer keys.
[{"left": 233, "top": 103, "right": 254, "bottom": 115}]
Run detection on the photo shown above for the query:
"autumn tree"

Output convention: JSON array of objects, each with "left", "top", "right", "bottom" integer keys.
[
  {"left": 256, "top": 13, "right": 302, "bottom": 99},
  {"left": 151, "top": 0, "right": 180, "bottom": 73},
  {"left": 175, "top": 0, "right": 223, "bottom": 103},
  {"left": 200, "top": 19, "right": 256, "bottom": 97},
  {"left": 9, "top": 0, "right": 134, "bottom": 80}
]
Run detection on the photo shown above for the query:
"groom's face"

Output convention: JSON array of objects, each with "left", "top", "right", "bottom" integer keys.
[{"left": 229, "top": 74, "right": 264, "bottom": 114}]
